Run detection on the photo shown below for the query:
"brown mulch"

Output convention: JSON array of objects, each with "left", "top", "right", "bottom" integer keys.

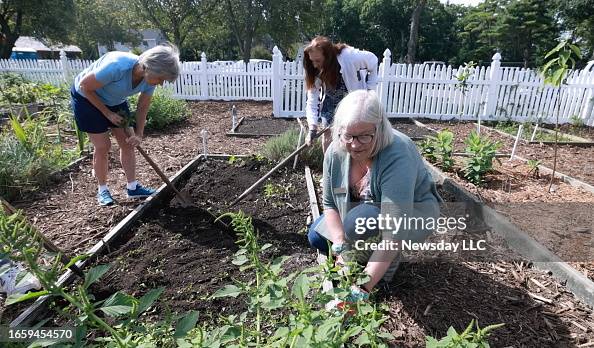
[{"left": 234, "top": 116, "right": 300, "bottom": 135}]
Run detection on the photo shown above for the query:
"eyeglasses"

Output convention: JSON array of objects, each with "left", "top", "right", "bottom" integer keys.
[{"left": 340, "top": 133, "right": 375, "bottom": 144}]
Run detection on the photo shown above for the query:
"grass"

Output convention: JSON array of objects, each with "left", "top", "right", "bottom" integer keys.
[
  {"left": 490, "top": 121, "right": 577, "bottom": 142},
  {"left": 260, "top": 128, "right": 324, "bottom": 170}
]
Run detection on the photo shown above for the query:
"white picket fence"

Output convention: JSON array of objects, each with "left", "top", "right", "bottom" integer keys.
[{"left": 2, "top": 48, "right": 594, "bottom": 125}]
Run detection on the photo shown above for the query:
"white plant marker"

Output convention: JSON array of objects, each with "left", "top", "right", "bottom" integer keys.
[
  {"left": 510, "top": 124, "right": 523, "bottom": 161},
  {"left": 231, "top": 105, "right": 237, "bottom": 132},
  {"left": 530, "top": 123, "right": 539, "bottom": 142},
  {"left": 201, "top": 129, "right": 208, "bottom": 158}
]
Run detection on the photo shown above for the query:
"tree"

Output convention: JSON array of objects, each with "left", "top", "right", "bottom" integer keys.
[
  {"left": 72, "top": 0, "right": 142, "bottom": 59},
  {"left": 131, "top": 0, "right": 215, "bottom": 59},
  {"left": 224, "top": 0, "right": 268, "bottom": 63},
  {"left": 405, "top": 0, "right": 427, "bottom": 63},
  {"left": 556, "top": 0, "right": 594, "bottom": 62},
  {"left": 0, "top": 0, "right": 75, "bottom": 58}
]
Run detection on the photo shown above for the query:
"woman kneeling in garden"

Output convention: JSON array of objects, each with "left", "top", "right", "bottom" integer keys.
[
  {"left": 71, "top": 44, "right": 181, "bottom": 206},
  {"left": 308, "top": 90, "right": 441, "bottom": 299}
]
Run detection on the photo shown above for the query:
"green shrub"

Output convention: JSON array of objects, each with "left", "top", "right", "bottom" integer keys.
[
  {"left": 129, "top": 87, "right": 189, "bottom": 130},
  {"left": 260, "top": 128, "right": 324, "bottom": 169},
  {"left": 0, "top": 115, "right": 79, "bottom": 199},
  {"left": 463, "top": 131, "right": 501, "bottom": 186},
  {"left": 0, "top": 73, "right": 39, "bottom": 105},
  {"left": 420, "top": 130, "right": 454, "bottom": 171}
]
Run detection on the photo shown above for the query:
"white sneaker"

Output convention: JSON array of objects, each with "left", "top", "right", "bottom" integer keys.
[{"left": 0, "top": 263, "right": 42, "bottom": 296}]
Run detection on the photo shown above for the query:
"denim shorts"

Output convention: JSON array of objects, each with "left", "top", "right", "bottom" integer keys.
[{"left": 71, "top": 86, "right": 131, "bottom": 134}]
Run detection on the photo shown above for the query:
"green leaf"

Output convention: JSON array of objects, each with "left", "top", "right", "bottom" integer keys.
[
  {"left": 291, "top": 274, "right": 310, "bottom": 302},
  {"left": 103, "top": 291, "right": 135, "bottom": 308},
  {"left": 354, "top": 332, "right": 371, "bottom": 346},
  {"left": 8, "top": 114, "right": 28, "bottom": 149},
  {"left": 6, "top": 290, "right": 49, "bottom": 305},
  {"left": 174, "top": 310, "right": 199, "bottom": 338},
  {"left": 84, "top": 264, "right": 110, "bottom": 288},
  {"left": 99, "top": 305, "right": 133, "bottom": 317},
  {"left": 545, "top": 41, "right": 566, "bottom": 58},
  {"left": 211, "top": 285, "right": 242, "bottom": 298},
  {"left": 135, "top": 287, "right": 165, "bottom": 317},
  {"left": 569, "top": 44, "right": 582, "bottom": 59},
  {"left": 260, "top": 243, "right": 272, "bottom": 251}
]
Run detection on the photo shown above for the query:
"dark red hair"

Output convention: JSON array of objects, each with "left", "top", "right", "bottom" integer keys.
[{"left": 303, "top": 36, "right": 348, "bottom": 90}]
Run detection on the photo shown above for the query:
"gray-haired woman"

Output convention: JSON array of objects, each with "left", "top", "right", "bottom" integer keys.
[
  {"left": 308, "top": 90, "right": 441, "bottom": 301},
  {"left": 71, "top": 44, "right": 181, "bottom": 206}
]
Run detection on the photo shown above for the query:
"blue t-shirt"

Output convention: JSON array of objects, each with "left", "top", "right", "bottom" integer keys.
[{"left": 74, "top": 52, "right": 155, "bottom": 106}]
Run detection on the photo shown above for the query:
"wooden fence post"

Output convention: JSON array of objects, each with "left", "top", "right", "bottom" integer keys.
[
  {"left": 272, "top": 46, "right": 283, "bottom": 117},
  {"left": 378, "top": 49, "right": 392, "bottom": 111},
  {"left": 200, "top": 52, "right": 209, "bottom": 100},
  {"left": 483, "top": 52, "right": 502, "bottom": 119}
]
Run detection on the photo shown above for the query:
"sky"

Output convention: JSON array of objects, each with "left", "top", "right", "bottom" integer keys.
[{"left": 439, "top": 0, "right": 482, "bottom": 6}]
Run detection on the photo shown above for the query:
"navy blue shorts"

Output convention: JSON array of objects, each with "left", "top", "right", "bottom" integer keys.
[{"left": 71, "top": 86, "right": 131, "bottom": 134}]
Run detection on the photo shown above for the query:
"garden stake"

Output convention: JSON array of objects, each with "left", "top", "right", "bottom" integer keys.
[
  {"left": 124, "top": 128, "right": 193, "bottom": 207},
  {"left": 229, "top": 126, "right": 329, "bottom": 207},
  {"left": 0, "top": 197, "right": 85, "bottom": 278},
  {"left": 231, "top": 105, "right": 237, "bottom": 132},
  {"left": 530, "top": 123, "right": 539, "bottom": 142},
  {"left": 510, "top": 124, "right": 523, "bottom": 161},
  {"left": 201, "top": 129, "right": 208, "bottom": 158}
]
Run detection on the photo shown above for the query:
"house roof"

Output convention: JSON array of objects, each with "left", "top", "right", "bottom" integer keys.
[{"left": 14, "top": 36, "right": 82, "bottom": 53}]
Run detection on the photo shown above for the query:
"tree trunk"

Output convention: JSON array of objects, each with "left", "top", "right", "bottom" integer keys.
[{"left": 405, "top": 0, "right": 426, "bottom": 64}]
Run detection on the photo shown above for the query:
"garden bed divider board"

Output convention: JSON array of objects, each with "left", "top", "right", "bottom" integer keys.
[
  {"left": 10, "top": 153, "right": 217, "bottom": 328},
  {"left": 424, "top": 160, "right": 594, "bottom": 308},
  {"left": 478, "top": 123, "right": 594, "bottom": 146},
  {"left": 230, "top": 116, "right": 245, "bottom": 133},
  {"left": 304, "top": 165, "right": 333, "bottom": 294}
]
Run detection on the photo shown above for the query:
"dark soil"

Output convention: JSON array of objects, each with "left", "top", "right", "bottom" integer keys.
[
  {"left": 390, "top": 117, "right": 436, "bottom": 139},
  {"left": 91, "top": 159, "right": 315, "bottom": 321},
  {"left": 234, "top": 117, "right": 299, "bottom": 135}
]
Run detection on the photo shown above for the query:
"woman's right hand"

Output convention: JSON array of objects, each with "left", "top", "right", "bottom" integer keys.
[
  {"left": 104, "top": 111, "right": 124, "bottom": 126},
  {"left": 305, "top": 128, "right": 317, "bottom": 146}
]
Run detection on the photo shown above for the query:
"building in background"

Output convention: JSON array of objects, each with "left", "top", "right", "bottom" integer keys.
[
  {"left": 11, "top": 36, "right": 82, "bottom": 59},
  {"left": 97, "top": 29, "right": 167, "bottom": 56}
]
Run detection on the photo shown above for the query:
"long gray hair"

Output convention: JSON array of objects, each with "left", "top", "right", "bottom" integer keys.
[
  {"left": 332, "top": 90, "right": 393, "bottom": 157},
  {"left": 138, "top": 44, "right": 181, "bottom": 82}
]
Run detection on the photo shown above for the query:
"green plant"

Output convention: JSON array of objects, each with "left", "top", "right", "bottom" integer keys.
[
  {"left": 128, "top": 87, "right": 189, "bottom": 130},
  {"left": 263, "top": 181, "right": 294, "bottom": 199},
  {"left": 420, "top": 130, "right": 454, "bottom": 171},
  {"left": 261, "top": 128, "right": 324, "bottom": 170},
  {"left": 200, "top": 211, "right": 394, "bottom": 347},
  {"left": 455, "top": 61, "right": 476, "bottom": 123},
  {"left": 425, "top": 319, "right": 504, "bottom": 348},
  {"left": 569, "top": 114, "right": 584, "bottom": 129},
  {"left": 463, "top": 131, "right": 501, "bottom": 186},
  {"left": 527, "top": 159, "right": 541, "bottom": 178},
  {"left": 540, "top": 40, "right": 582, "bottom": 192},
  {"left": 0, "top": 73, "right": 39, "bottom": 105}
]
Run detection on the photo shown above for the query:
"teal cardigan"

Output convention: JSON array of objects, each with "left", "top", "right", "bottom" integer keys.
[{"left": 315, "top": 129, "right": 442, "bottom": 242}]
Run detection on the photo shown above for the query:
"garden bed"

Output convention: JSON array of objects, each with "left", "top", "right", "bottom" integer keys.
[
  {"left": 11, "top": 157, "right": 314, "bottom": 327},
  {"left": 389, "top": 117, "right": 435, "bottom": 140},
  {"left": 414, "top": 120, "right": 594, "bottom": 283},
  {"left": 1, "top": 101, "right": 273, "bottom": 324},
  {"left": 229, "top": 116, "right": 299, "bottom": 137},
  {"left": 422, "top": 120, "right": 594, "bottom": 187}
]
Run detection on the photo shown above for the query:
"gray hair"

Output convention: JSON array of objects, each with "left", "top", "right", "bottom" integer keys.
[
  {"left": 332, "top": 90, "right": 393, "bottom": 157},
  {"left": 138, "top": 44, "right": 181, "bottom": 82}
]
